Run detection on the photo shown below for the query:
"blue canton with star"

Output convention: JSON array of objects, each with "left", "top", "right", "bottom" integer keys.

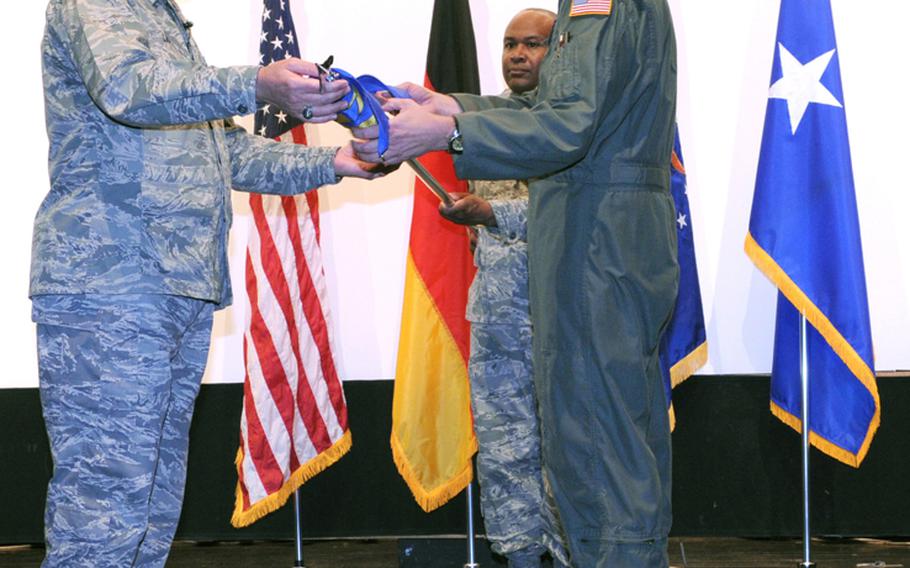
[{"left": 256, "top": 0, "right": 302, "bottom": 139}]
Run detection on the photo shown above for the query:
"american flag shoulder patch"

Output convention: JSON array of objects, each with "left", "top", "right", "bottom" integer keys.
[{"left": 570, "top": 0, "right": 613, "bottom": 17}]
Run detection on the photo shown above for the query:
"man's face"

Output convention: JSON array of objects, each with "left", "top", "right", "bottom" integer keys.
[{"left": 501, "top": 11, "right": 555, "bottom": 94}]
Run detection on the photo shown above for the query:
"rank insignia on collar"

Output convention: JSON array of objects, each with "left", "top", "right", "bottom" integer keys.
[{"left": 570, "top": 0, "right": 613, "bottom": 17}]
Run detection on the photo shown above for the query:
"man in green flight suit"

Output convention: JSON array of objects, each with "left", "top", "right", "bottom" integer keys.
[{"left": 354, "top": 1, "right": 679, "bottom": 566}]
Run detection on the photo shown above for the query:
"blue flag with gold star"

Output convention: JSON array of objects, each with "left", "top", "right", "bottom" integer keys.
[
  {"left": 745, "top": 0, "right": 878, "bottom": 467},
  {"left": 660, "top": 128, "right": 707, "bottom": 430}
]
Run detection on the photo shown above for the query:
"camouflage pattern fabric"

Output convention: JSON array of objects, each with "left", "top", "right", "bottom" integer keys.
[
  {"left": 466, "top": 181, "right": 530, "bottom": 326},
  {"left": 33, "top": 294, "right": 213, "bottom": 568},
  {"left": 469, "top": 324, "right": 568, "bottom": 567},
  {"left": 34, "top": 0, "right": 338, "bottom": 308},
  {"left": 466, "top": 180, "right": 568, "bottom": 567},
  {"left": 33, "top": 1, "right": 340, "bottom": 565},
  {"left": 473, "top": 178, "right": 527, "bottom": 202}
]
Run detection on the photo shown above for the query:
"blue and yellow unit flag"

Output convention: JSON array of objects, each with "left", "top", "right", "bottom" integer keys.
[
  {"left": 660, "top": 128, "right": 707, "bottom": 431},
  {"left": 745, "top": 0, "right": 879, "bottom": 467}
]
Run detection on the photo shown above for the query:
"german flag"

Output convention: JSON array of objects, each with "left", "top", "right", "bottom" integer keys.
[{"left": 390, "top": 0, "right": 481, "bottom": 512}]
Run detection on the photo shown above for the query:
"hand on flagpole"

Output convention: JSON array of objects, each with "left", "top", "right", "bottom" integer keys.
[
  {"left": 256, "top": 58, "right": 351, "bottom": 123},
  {"left": 351, "top": 104, "right": 454, "bottom": 165},
  {"left": 333, "top": 142, "right": 397, "bottom": 180},
  {"left": 438, "top": 193, "right": 497, "bottom": 227}
]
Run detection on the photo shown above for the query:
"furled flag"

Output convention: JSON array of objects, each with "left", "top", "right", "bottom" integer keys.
[
  {"left": 233, "top": 0, "right": 351, "bottom": 527},
  {"left": 745, "top": 0, "right": 878, "bottom": 467},
  {"left": 660, "top": 128, "right": 708, "bottom": 430},
  {"left": 390, "top": 0, "right": 480, "bottom": 512}
]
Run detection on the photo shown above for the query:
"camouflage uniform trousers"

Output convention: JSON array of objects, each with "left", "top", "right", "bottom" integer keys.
[
  {"left": 469, "top": 323, "right": 568, "bottom": 568},
  {"left": 33, "top": 294, "right": 214, "bottom": 568}
]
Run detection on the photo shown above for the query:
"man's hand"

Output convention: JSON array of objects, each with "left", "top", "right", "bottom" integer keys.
[
  {"left": 256, "top": 58, "right": 350, "bottom": 123},
  {"left": 380, "top": 83, "right": 462, "bottom": 116},
  {"left": 333, "top": 143, "right": 397, "bottom": 180},
  {"left": 351, "top": 103, "right": 454, "bottom": 165},
  {"left": 439, "top": 193, "right": 497, "bottom": 227}
]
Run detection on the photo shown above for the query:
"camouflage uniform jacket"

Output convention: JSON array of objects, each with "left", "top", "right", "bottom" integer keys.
[
  {"left": 32, "top": 0, "right": 339, "bottom": 307},
  {"left": 465, "top": 179, "right": 529, "bottom": 326}
]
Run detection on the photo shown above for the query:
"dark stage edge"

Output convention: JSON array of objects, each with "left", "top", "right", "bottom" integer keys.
[
  {"left": 1, "top": 537, "right": 908, "bottom": 567},
  {"left": 2, "top": 375, "right": 909, "bottom": 544}
]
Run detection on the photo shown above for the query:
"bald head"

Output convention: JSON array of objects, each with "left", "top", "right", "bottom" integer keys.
[{"left": 501, "top": 8, "right": 557, "bottom": 94}]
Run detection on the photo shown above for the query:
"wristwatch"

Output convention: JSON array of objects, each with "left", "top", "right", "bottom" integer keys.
[{"left": 447, "top": 123, "right": 463, "bottom": 154}]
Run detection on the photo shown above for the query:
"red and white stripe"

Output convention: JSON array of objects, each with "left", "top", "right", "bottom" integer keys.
[
  {"left": 236, "top": 126, "right": 349, "bottom": 514},
  {"left": 570, "top": 0, "right": 613, "bottom": 17}
]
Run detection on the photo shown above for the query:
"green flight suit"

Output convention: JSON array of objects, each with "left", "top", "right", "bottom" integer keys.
[{"left": 451, "top": 1, "right": 678, "bottom": 566}]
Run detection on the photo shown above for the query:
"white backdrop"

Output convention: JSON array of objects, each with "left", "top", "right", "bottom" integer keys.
[{"left": 3, "top": 1, "right": 908, "bottom": 389}]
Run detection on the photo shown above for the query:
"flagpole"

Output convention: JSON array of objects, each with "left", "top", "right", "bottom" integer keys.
[
  {"left": 464, "top": 481, "right": 479, "bottom": 568},
  {"left": 293, "top": 489, "right": 306, "bottom": 568},
  {"left": 798, "top": 314, "right": 815, "bottom": 568}
]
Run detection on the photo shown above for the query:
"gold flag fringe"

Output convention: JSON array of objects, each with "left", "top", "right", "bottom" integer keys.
[
  {"left": 667, "top": 341, "right": 708, "bottom": 431},
  {"left": 231, "top": 429, "right": 352, "bottom": 528},
  {"left": 745, "top": 233, "right": 879, "bottom": 467},
  {"left": 390, "top": 431, "right": 477, "bottom": 513}
]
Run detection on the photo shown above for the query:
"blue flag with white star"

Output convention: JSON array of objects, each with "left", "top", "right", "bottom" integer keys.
[
  {"left": 745, "top": 0, "right": 878, "bottom": 467},
  {"left": 660, "top": 128, "right": 707, "bottom": 430}
]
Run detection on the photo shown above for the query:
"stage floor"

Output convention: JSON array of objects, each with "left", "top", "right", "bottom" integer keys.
[{"left": 1, "top": 536, "right": 908, "bottom": 567}]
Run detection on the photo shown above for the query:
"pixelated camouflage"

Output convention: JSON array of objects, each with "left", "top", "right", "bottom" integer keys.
[
  {"left": 466, "top": 180, "right": 530, "bottom": 326},
  {"left": 34, "top": 294, "right": 213, "bottom": 568},
  {"left": 465, "top": 179, "right": 568, "bottom": 566},
  {"left": 469, "top": 323, "right": 568, "bottom": 567},
  {"left": 33, "top": 0, "right": 338, "bottom": 308}
]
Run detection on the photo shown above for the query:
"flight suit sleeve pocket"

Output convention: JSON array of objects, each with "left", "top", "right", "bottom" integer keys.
[{"left": 543, "top": 42, "right": 580, "bottom": 101}]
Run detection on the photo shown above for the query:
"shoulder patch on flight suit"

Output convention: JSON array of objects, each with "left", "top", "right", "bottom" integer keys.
[{"left": 570, "top": 0, "right": 613, "bottom": 17}]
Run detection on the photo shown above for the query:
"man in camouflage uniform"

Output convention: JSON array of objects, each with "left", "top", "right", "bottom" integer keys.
[
  {"left": 32, "top": 1, "right": 379, "bottom": 566},
  {"left": 439, "top": 9, "right": 568, "bottom": 568}
]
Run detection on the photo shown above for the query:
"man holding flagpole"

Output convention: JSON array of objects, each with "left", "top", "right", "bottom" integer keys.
[
  {"left": 30, "top": 1, "right": 380, "bottom": 566},
  {"left": 355, "top": 0, "right": 679, "bottom": 565},
  {"left": 437, "top": 9, "right": 569, "bottom": 568}
]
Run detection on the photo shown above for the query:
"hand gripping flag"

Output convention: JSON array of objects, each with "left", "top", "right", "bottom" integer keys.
[
  {"left": 233, "top": 0, "right": 351, "bottom": 527},
  {"left": 390, "top": 0, "right": 481, "bottom": 512},
  {"left": 330, "top": 68, "right": 407, "bottom": 158},
  {"left": 745, "top": 0, "right": 879, "bottom": 467},
  {"left": 660, "top": 128, "right": 707, "bottom": 430}
]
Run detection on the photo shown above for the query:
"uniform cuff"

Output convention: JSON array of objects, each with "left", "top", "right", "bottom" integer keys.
[
  {"left": 231, "top": 65, "right": 261, "bottom": 116},
  {"left": 313, "top": 146, "right": 341, "bottom": 187},
  {"left": 488, "top": 199, "right": 528, "bottom": 242}
]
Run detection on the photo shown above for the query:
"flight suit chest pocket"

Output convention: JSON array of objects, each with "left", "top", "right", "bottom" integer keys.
[{"left": 542, "top": 39, "right": 580, "bottom": 101}]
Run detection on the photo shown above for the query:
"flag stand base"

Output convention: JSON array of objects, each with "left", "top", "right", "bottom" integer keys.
[{"left": 798, "top": 562, "right": 816, "bottom": 567}]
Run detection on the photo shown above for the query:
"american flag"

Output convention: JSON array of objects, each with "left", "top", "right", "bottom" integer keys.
[
  {"left": 569, "top": 0, "right": 613, "bottom": 17},
  {"left": 231, "top": 0, "right": 351, "bottom": 528}
]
